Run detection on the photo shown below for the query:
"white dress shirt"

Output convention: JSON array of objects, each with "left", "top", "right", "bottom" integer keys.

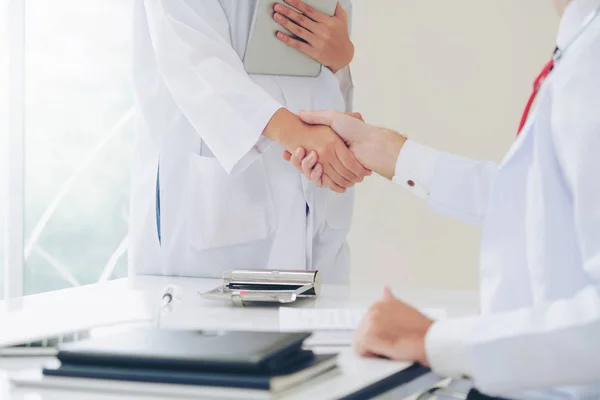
[{"left": 394, "top": 1, "right": 600, "bottom": 398}]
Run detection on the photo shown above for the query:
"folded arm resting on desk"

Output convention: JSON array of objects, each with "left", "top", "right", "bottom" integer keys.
[{"left": 427, "top": 287, "right": 600, "bottom": 395}]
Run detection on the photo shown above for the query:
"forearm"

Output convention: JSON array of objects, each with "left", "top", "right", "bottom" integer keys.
[{"left": 262, "top": 108, "right": 308, "bottom": 150}]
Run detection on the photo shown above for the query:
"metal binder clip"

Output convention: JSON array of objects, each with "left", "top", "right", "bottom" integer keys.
[{"left": 198, "top": 270, "right": 322, "bottom": 306}]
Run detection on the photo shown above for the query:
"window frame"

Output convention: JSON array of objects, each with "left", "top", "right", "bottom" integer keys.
[{"left": 4, "top": 0, "right": 25, "bottom": 299}]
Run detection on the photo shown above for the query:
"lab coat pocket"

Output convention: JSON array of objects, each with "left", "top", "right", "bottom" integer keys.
[
  {"left": 188, "top": 154, "right": 276, "bottom": 250},
  {"left": 325, "top": 189, "right": 355, "bottom": 230}
]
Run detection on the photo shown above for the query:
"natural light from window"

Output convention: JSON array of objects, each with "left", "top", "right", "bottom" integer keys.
[{"left": 4, "top": 0, "right": 134, "bottom": 295}]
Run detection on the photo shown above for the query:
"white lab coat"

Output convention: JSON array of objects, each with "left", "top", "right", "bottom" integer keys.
[
  {"left": 394, "top": 2, "right": 600, "bottom": 398},
  {"left": 128, "top": 0, "right": 355, "bottom": 283}
]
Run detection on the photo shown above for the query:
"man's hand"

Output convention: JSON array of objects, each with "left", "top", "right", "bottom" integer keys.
[
  {"left": 264, "top": 109, "right": 370, "bottom": 193},
  {"left": 354, "top": 288, "right": 434, "bottom": 365},
  {"left": 283, "top": 111, "right": 407, "bottom": 185},
  {"left": 273, "top": 1, "right": 354, "bottom": 74}
]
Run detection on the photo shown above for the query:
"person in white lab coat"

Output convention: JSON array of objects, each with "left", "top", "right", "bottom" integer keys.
[
  {"left": 128, "top": 0, "right": 371, "bottom": 283},
  {"left": 285, "top": 0, "right": 600, "bottom": 397}
]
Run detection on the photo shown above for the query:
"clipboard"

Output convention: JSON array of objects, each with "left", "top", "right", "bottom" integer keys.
[{"left": 243, "top": 0, "right": 339, "bottom": 77}]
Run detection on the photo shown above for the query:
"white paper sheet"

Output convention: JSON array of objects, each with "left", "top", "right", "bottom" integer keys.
[{"left": 279, "top": 307, "right": 447, "bottom": 333}]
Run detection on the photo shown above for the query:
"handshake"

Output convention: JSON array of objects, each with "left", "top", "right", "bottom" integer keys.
[{"left": 273, "top": 110, "right": 407, "bottom": 192}]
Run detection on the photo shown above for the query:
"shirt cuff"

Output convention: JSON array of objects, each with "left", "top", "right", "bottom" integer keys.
[
  {"left": 226, "top": 101, "right": 283, "bottom": 176},
  {"left": 392, "top": 140, "right": 442, "bottom": 199},
  {"left": 425, "top": 316, "right": 477, "bottom": 379}
]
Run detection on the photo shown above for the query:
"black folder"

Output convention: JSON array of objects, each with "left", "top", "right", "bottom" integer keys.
[
  {"left": 42, "top": 329, "right": 338, "bottom": 393},
  {"left": 53, "top": 329, "right": 310, "bottom": 373},
  {"left": 43, "top": 353, "right": 338, "bottom": 392}
]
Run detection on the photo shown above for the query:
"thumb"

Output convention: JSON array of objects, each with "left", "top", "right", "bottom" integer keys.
[
  {"left": 334, "top": 2, "right": 348, "bottom": 21},
  {"left": 299, "top": 110, "right": 335, "bottom": 126},
  {"left": 347, "top": 112, "right": 364, "bottom": 122},
  {"left": 383, "top": 287, "right": 396, "bottom": 301}
]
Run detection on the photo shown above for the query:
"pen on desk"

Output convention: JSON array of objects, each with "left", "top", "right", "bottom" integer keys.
[{"left": 156, "top": 285, "right": 181, "bottom": 328}]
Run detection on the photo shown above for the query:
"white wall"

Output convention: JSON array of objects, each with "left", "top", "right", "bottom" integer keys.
[{"left": 348, "top": 0, "right": 559, "bottom": 290}]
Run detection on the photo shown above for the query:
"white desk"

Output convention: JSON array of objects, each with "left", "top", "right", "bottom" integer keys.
[{"left": 0, "top": 276, "right": 478, "bottom": 399}]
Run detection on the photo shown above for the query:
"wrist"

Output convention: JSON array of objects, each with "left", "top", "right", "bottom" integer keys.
[
  {"left": 370, "top": 128, "right": 407, "bottom": 180},
  {"left": 262, "top": 108, "right": 303, "bottom": 149},
  {"left": 328, "top": 43, "right": 354, "bottom": 74}
]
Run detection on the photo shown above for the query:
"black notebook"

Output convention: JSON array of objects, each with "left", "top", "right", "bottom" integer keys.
[
  {"left": 42, "top": 329, "right": 338, "bottom": 393},
  {"left": 43, "top": 353, "right": 338, "bottom": 393},
  {"left": 52, "top": 329, "right": 311, "bottom": 373}
]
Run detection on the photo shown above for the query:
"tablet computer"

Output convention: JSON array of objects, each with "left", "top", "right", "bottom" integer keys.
[{"left": 244, "top": 0, "right": 339, "bottom": 77}]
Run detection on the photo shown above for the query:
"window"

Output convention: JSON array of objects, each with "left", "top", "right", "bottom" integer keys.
[{"left": 4, "top": 0, "right": 134, "bottom": 298}]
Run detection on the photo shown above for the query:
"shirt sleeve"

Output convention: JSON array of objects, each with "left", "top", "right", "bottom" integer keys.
[
  {"left": 393, "top": 140, "right": 498, "bottom": 227},
  {"left": 426, "top": 287, "right": 600, "bottom": 395},
  {"left": 144, "top": 0, "right": 284, "bottom": 175}
]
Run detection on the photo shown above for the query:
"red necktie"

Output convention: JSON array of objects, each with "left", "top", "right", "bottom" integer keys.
[{"left": 516, "top": 58, "right": 555, "bottom": 136}]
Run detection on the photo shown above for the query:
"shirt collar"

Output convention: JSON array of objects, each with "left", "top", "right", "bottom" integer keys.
[{"left": 557, "top": 0, "right": 600, "bottom": 50}]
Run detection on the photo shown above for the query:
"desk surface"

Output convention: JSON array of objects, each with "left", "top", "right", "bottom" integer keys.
[{"left": 0, "top": 276, "right": 478, "bottom": 399}]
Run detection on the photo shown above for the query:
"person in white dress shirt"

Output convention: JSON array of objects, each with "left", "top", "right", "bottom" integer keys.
[{"left": 282, "top": 0, "right": 600, "bottom": 397}]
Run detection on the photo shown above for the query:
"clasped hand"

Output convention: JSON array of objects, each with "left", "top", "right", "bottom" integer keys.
[
  {"left": 287, "top": 121, "right": 371, "bottom": 193},
  {"left": 283, "top": 111, "right": 407, "bottom": 190},
  {"left": 272, "top": 0, "right": 406, "bottom": 190}
]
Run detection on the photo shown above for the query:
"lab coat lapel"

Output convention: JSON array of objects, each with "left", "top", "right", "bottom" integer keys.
[
  {"left": 499, "top": 115, "right": 536, "bottom": 169},
  {"left": 499, "top": 80, "right": 553, "bottom": 169}
]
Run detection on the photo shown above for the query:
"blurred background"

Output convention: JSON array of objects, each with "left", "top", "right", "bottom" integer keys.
[
  {"left": 348, "top": 0, "right": 558, "bottom": 289},
  {"left": 1, "top": 0, "right": 559, "bottom": 298}
]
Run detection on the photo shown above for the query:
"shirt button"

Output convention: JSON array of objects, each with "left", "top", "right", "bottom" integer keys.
[{"left": 407, "top": 180, "right": 415, "bottom": 187}]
